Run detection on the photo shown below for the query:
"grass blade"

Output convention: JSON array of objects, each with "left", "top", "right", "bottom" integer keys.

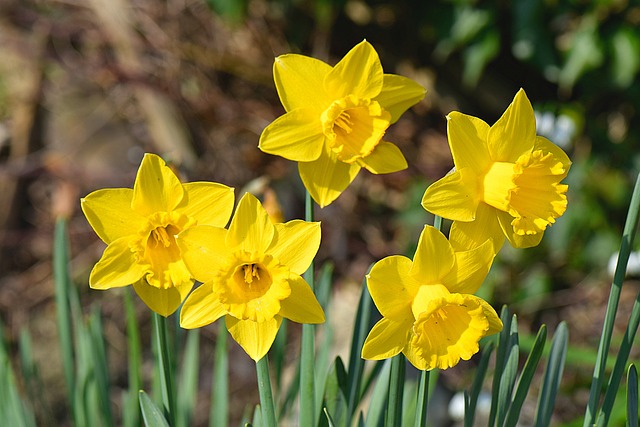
[
  {"left": 178, "top": 330, "right": 200, "bottom": 427},
  {"left": 496, "top": 315, "right": 519, "bottom": 427},
  {"left": 385, "top": 354, "right": 405, "bottom": 427},
  {"left": 139, "top": 390, "right": 170, "bottom": 427},
  {"left": 465, "top": 340, "right": 495, "bottom": 427},
  {"left": 365, "top": 358, "right": 391, "bottom": 427},
  {"left": 627, "top": 364, "right": 638, "bottom": 427},
  {"left": 123, "top": 290, "right": 142, "bottom": 427},
  {"left": 503, "top": 325, "right": 547, "bottom": 427},
  {"left": 584, "top": 173, "right": 640, "bottom": 426},
  {"left": 535, "top": 321, "right": 568, "bottom": 427},
  {"left": 414, "top": 370, "right": 430, "bottom": 427},
  {"left": 211, "top": 320, "right": 229, "bottom": 427},
  {"left": 346, "top": 275, "right": 374, "bottom": 420},
  {"left": 597, "top": 290, "right": 640, "bottom": 426},
  {"left": 53, "top": 218, "right": 75, "bottom": 406}
]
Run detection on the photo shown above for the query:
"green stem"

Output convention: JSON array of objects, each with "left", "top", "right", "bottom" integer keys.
[
  {"left": 414, "top": 370, "right": 430, "bottom": 427},
  {"left": 584, "top": 173, "right": 640, "bottom": 426},
  {"left": 256, "top": 355, "right": 277, "bottom": 427},
  {"left": 153, "top": 313, "right": 177, "bottom": 426},
  {"left": 386, "top": 354, "right": 405, "bottom": 427},
  {"left": 210, "top": 320, "right": 229, "bottom": 427},
  {"left": 300, "top": 190, "right": 317, "bottom": 426}
]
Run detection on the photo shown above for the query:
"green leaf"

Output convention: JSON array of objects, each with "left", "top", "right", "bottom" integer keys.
[
  {"left": 464, "top": 340, "right": 494, "bottom": 427},
  {"left": 627, "top": 364, "right": 638, "bottom": 427},
  {"left": 139, "top": 390, "right": 170, "bottom": 427},
  {"left": 496, "top": 316, "right": 519, "bottom": 427},
  {"left": 365, "top": 359, "right": 391, "bottom": 427},
  {"left": 610, "top": 26, "right": 640, "bottom": 88},
  {"left": 178, "top": 330, "right": 200, "bottom": 427},
  {"left": 320, "top": 357, "right": 348, "bottom": 427},
  {"left": 504, "top": 325, "right": 547, "bottom": 427},
  {"left": 211, "top": 320, "right": 229, "bottom": 427},
  {"left": 123, "top": 291, "right": 142, "bottom": 427},
  {"left": 535, "top": 322, "right": 568, "bottom": 427}
]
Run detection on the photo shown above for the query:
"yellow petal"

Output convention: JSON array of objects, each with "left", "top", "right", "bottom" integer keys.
[
  {"left": 81, "top": 188, "right": 144, "bottom": 244},
  {"left": 133, "top": 279, "right": 192, "bottom": 317},
  {"left": 226, "top": 316, "right": 282, "bottom": 362},
  {"left": 422, "top": 168, "right": 480, "bottom": 221},
  {"left": 273, "top": 54, "right": 332, "bottom": 112},
  {"left": 324, "top": 40, "right": 383, "bottom": 99},
  {"left": 477, "top": 298, "right": 503, "bottom": 335},
  {"left": 408, "top": 293, "right": 492, "bottom": 370},
  {"left": 411, "top": 284, "right": 450, "bottom": 319},
  {"left": 131, "top": 153, "right": 185, "bottom": 216},
  {"left": 375, "top": 74, "right": 426, "bottom": 124},
  {"left": 361, "top": 317, "right": 412, "bottom": 360},
  {"left": 449, "top": 203, "right": 505, "bottom": 253},
  {"left": 298, "top": 145, "right": 361, "bottom": 208},
  {"left": 227, "top": 193, "right": 275, "bottom": 253},
  {"left": 534, "top": 136, "right": 572, "bottom": 171},
  {"left": 180, "top": 281, "right": 227, "bottom": 328},
  {"left": 268, "top": 221, "right": 321, "bottom": 275},
  {"left": 403, "top": 334, "right": 430, "bottom": 371},
  {"left": 496, "top": 210, "right": 545, "bottom": 248},
  {"left": 358, "top": 141, "right": 407, "bottom": 174},
  {"left": 90, "top": 237, "right": 146, "bottom": 289},
  {"left": 487, "top": 89, "right": 536, "bottom": 163},
  {"left": 178, "top": 182, "right": 234, "bottom": 227},
  {"left": 259, "top": 109, "right": 326, "bottom": 162},
  {"left": 410, "top": 225, "right": 455, "bottom": 284},
  {"left": 367, "top": 255, "right": 420, "bottom": 320},
  {"left": 279, "top": 274, "right": 325, "bottom": 323},
  {"left": 442, "top": 240, "right": 495, "bottom": 294},
  {"left": 176, "top": 225, "right": 229, "bottom": 283},
  {"left": 446, "top": 112, "right": 492, "bottom": 174}
]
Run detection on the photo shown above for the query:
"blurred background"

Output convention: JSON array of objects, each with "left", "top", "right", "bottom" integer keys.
[{"left": 1, "top": 0, "right": 639, "bottom": 425}]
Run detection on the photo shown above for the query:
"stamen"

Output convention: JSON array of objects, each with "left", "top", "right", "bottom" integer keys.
[
  {"left": 243, "top": 264, "right": 261, "bottom": 284},
  {"left": 334, "top": 112, "right": 353, "bottom": 133},
  {"left": 151, "top": 227, "right": 172, "bottom": 248}
]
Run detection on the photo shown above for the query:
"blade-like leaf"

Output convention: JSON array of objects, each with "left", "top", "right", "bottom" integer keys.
[
  {"left": 627, "top": 364, "right": 638, "bottom": 427},
  {"left": 139, "top": 390, "right": 170, "bottom": 427},
  {"left": 535, "top": 322, "right": 568, "bottom": 427}
]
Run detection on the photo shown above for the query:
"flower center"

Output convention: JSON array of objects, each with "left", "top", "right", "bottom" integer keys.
[
  {"left": 233, "top": 262, "right": 272, "bottom": 298},
  {"left": 218, "top": 252, "right": 291, "bottom": 322},
  {"left": 320, "top": 94, "right": 391, "bottom": 163},
  {"left": 481, "top": 149, "right": 569, "bottom": 235},
  {"left": 134, "top": 211, "right": 194, "bottom": 289}
]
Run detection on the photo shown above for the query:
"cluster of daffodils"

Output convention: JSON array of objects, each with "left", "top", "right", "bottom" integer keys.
[{"left": 82, "top": 40, "right": 571, "bottom": 372}]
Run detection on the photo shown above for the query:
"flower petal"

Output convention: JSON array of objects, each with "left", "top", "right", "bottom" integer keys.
[
  {"left": 411, "top": 225, "right": 455, "bottom": 284},
  {"left": 226, "top": 193, "right": 275, "bottom": 253},
  {"left": 359, "top": 141, "right": 407, "bottom": 174},
  {"left": 273, "top": 54, "right": 333, "bottom": 112},
  {"left": 81, "top": 188, "right": 145, "bottom": 244},
  {"left": 279, "top": 275, "right": 325, "bottom": 323},
  {"left": 449, "top": 203, "right": 505, "bottom": 253},
  {"left": 132, "top": 153, "right": 185, "bottom": 216},
  {"left": 298, "top": 145, "right": 361, "bottom": 208},
  {"left": 488, "top": 89, "right": 536, "bottom": 163},
  {"left": 496, "top": 210, "right": 545, "bottom": 248},
  {"left": 178, "top": 182, "right": 234, "bottom": 227},
  {"left": 477, "top": 298, "right": 503, "bottom": 336},
  {"left": 268, "top": 221, "right": 321, "bottom": 275},
  {"left": 375, "top": 74, "right": 426, "bottom": 124},
  {"left": 258, "top": 109, "right": 325, "bottom": 162},
  {"left": 446, "top": 112, "right": 491, "bottom": 174},
  {"left": 226, "top": 316, "right": 282, "bottom": 362},
  {"left": 361, "top": 317, "right": 412, "bottom": 360},
  {"left": 534, "top": 136, "right": 572, "bottom": 171},
  {"left": 367, "top": 255, "right": 420, "bottom": 320},
  {"left": 180, "top": 281, "right": 227, "bottom": 328},
  {"left": 422, "top": 168, "right": 480, "bottom": 221},
  {"left": 325, "top": 40, "right": 383, "bottom": 99},
  {"left": 90, "top": 237, "right": 146, "bottom": 289},
  {"left": 442, "top": 239, "right": 495, "bottom": 294},
  {"left": 133, "top": 279, "right": 192, "bottom": 317},
  {"left": 176, "top": 225, "right": 229, "bottom": 283}
]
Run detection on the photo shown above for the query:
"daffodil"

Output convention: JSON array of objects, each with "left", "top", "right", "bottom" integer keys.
[
  {"left": 259, "top": 40, "right": 425, "bottom": 207},
  {"left": 422, "top": 89, "right": 571, "bottom": 252},
  {"left": 177, "top": 193, "right": 325, "bottom": 361},
  {"left": 81, "top": 153, "right": 234, "bottom": 316},
  {"left": 362, "top": 225, "right": 502, "bottom": 371}
]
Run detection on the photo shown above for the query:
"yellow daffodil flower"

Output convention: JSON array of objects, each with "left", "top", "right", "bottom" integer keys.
[
  {"left": 81, "top": 153, "right": 234, "bottom": 316},
  {"left": 362, "top": 225, "right": 502, "bottom": 371},
  {"left": 177, "top": 193, "right": 325, "bottom": 361},
  {"left": 422, "top": 89, "right": 571, "bottom": 252},
  {"left": 259, "top": 40, "right": 425, "bottom": 207}
]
